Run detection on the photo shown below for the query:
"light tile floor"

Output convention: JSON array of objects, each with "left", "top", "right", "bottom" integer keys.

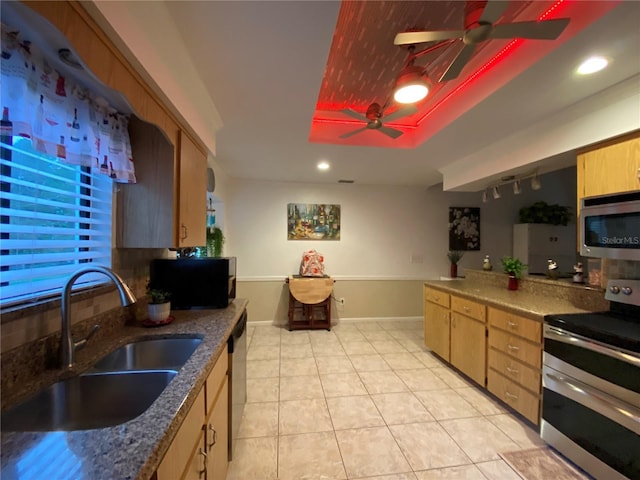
[{"left": 227, "top": 319, "right": 588, "bottom": 480}]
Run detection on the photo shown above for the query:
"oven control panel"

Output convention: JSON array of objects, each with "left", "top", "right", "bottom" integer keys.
[{"left": 605, "top": 278, "right": 640, "bottom": 305}]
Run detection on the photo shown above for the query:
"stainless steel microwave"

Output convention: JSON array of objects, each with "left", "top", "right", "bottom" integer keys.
[{"left": 580, "top": 191, "right": 640, "bottom": 260}]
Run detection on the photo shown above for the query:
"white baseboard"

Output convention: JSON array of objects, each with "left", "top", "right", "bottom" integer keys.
[{"left": 247, "top": 316, "right": 422, "bottom": 327}]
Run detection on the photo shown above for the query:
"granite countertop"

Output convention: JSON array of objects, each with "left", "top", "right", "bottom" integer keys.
[
  {"left": 423, "top": 279, "right": 604, "bottom": 320},
  {"left": 0, "top": 299, "right": 248, "bottom": 480}
]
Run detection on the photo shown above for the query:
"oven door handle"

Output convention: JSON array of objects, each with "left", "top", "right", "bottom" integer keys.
[
  {"left": 544, "top": 371, "right": 640, "bottom": 434},
  {"left": 544, "top": 326, "right": 640, "bottom": 368}
]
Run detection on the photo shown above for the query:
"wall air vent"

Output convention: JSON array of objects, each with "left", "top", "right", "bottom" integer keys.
[{"left": 338, "top": 179, "right": 355, "bottom": 184}]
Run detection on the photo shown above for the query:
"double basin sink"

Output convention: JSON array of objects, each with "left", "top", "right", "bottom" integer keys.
[{"left": 1, "top": 336, "right": 203, "bottom": 432}]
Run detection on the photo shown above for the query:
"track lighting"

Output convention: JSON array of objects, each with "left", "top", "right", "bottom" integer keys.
[
  {"left": 512, "top": 179, "right": 521, "bottom": 195},
  {"left": 481, "top": 169, "right": 541, "bottom": 201},
  {"left": 531, "top": 173, "right": 541, "bottom": 190}
]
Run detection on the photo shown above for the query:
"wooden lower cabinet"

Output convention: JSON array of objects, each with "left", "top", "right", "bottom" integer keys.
[
  {"left": 487, "top": 368, "right": 540, "bottom": 425},
  {"left": 204, "top": 351, "right": 229, "bottom": 480},
  {"left": 423, "top": 287, "right": 451, "bottom": 361},
  {"left": 156, "top": 353, "right": 229, "bottom": 480},
  {"left": 450, "top": 311, "right": 486, "bottom": 386},
  {"left": 156, "top": 389, "right": 206, "bottom": 480},
  {"left": 487, "top": 306, "right": 543, "bottom": 425},
  {"left": 424, "top": 285, "right": 544, "bottom": 425}
]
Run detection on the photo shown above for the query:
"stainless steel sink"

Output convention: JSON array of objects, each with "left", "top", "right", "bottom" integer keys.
[
  {"left": 91, "top": 337, "right": 202, "bottom": 372},
  {"left": 1, "top": 370, "right": 177, "bottom": 431}
]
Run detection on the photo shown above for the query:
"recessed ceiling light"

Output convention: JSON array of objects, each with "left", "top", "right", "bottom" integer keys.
[
  {"left": 317, "top": 161, "right": 330, "bottom": 171},
  {"left": 577, "top": 56, "right": 608, "bottom": 75}
]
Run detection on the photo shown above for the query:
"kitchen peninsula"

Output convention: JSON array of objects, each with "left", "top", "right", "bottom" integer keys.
[{"left": 0, "top": 301, "right": 247, "bottom": 480}]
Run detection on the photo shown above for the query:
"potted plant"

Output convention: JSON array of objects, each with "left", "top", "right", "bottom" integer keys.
[
  {"left": 447, "top": 250, "right": 464, "bottom": 278},
  {"left": 147, "top": 286, "right": 171, "bottom": 323},
  {"left": 206, "top": 226, "right": 225, "bottom": 258},
  {"left": 500, "top": 256, "right": 527, "bottom": 290}
]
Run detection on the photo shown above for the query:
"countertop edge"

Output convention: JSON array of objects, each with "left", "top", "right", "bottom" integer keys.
[{"left": 423, "top": 280, "right": 599, "bottom": 320}]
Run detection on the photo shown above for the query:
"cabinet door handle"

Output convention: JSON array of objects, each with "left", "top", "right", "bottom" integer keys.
[
  {"left": 180, "top": 224, "right": 188, "bottom": 240},
  {"left": 434, "top": 295, "right": 440, "bottom": 302},
  {"left": 198, "top": 448, "right": 207, "bottom": 477},
  {"left": 208, "top": 424, "right": 217, "bottom": 448},
  {"left": 507, "top": 321, "right": 518, "bottom": 329},
  {"left": 507, "top": 344, "right": 519, "bottom": 351},
  {"left": 504, "top": 391, "right": 518, "bottom": 400},
  {"left": 506, "top": 366, "right": 519, "bottom": 375},
  {"left": 463, "top": 306, "right": 470, "bottom": 313}
]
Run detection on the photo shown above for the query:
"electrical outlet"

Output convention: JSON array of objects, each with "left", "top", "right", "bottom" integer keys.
[{"left": 339, "top": 297, "right": 345, "bottom": 305}]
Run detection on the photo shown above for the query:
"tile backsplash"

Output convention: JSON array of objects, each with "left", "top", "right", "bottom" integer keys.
[{"left": 0, "top": 248, "right": 167, "bottom": 355}]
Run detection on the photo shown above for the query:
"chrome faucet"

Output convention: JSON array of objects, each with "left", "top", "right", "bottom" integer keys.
[{"left": 61, "top": 266, "right": 137, "bottom": 369}]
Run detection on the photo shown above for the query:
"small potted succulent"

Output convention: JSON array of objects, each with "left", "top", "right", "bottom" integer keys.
[
  {"left": 146, "top": 285, "right": 171, "bottom": 323},
  {"left": 447, "top": 251, "right": 464, "bottom": 278},
  {"left": 500, "top": 256, "right": 527, "bottom": 290}
]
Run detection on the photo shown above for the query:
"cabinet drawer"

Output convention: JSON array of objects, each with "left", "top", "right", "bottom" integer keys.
[
  {"left": 488, "top": 328, "right": 541, "bottom": 369},
  {"left": 451, "top": 295, "right": 486, "bottom": 323},
  {"left": 206, "top": 352, "right": 229, "bottom": 414},
  {"left": 424, "top": 287, "right": 450, "bottom": 308},
  {"left": 488, "top": 368, "right": 540, "bottom": 425},
  {"left": 488, "top": 348, "right": 540, "bottom": 394},
  {"left": 488, "top": 308, "right": 541, "bottom": 344}
]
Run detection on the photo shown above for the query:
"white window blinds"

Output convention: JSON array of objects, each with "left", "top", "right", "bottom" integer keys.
[{"left": 0, "top": 137, "right": 113, "bottom": 307}]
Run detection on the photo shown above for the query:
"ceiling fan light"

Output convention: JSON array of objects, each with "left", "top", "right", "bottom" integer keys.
[
  {"left": 394, "top": 84, "right": 428, "bottom": 104},
  {"left": 393, "top": 66, "right": 429, "bottom": 104}
]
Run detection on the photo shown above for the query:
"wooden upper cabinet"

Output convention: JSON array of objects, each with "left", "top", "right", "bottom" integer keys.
[
  {"left": 117, "top": 121, "right": 207, "bottom": 248},
  {"left": 117, "top": 117, "right": 176, "bottom": 248},
  {"left": 577, "top": 132, "right": 640, "bottom": 201},
  {"left": 26, "top": 2, "right": 210, "bottom": 249},
  {"left": 178, "top": 131, "right": 207, "bottom": 248}
]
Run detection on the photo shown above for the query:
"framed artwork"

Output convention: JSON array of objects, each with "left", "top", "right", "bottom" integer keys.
[
  {"left": 449, "top": 207, "right": 480, "bottom": 251},
  {"left": 288, "top": 204, "right": 340, "bottom": 240}
]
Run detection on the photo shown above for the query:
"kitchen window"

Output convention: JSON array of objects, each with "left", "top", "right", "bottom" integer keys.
[{"left": 0, "top": 136, "right": 113, "bottom": 307}]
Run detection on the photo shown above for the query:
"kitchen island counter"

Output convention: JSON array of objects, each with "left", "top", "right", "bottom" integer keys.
[{"left": 0, "top": 300, "right": 247, "bottom": 480}]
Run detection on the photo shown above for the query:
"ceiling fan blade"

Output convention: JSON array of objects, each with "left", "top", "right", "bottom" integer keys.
[
  {"left": 383, "top": 104, "right": 418, "bottom": 123},
  {"left": 491, "top": 18, "right": 570, "bottom": 40},
  {"left": 439, "top": 43, "right": 476, "bottom": 82},
  {"left": 340, "top": 126, "right": 368, "bottom": 139},
  {"left": 394, "top": 30, "right": 463, "bottom": 45},
  {"left": 378, "top": 126, "right": 404, "bottom": 139},
  {"left": 480, "top": 0, "right": 509, "bottom": 24},
  {"left": 340, "top": 109, "right": 367, "bottom": 121}
]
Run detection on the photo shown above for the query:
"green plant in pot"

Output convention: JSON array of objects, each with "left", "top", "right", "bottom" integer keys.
[
  {"left": 500, "top": 256, "right": 527, "bottom": 290},
  {"left": 447, "top": 250, "right": 464, "bottom": 278},
  {"left": 206, "top": 226, "right": 225, "bottom": 258},
  {"left": 146, "top": 286, "right": 171, "bottom": 323}
]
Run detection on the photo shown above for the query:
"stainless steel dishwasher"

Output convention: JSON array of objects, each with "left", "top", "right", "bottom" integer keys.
[{"left": 228, "top": 309, "right": 247, "bottom": 460}]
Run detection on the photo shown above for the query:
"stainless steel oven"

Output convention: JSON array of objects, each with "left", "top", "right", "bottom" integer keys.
[
  {"left": 542, "top": 279, "right": 640, "bottom": 480},
  {"left": 580, "top": 191, "right": 640, "bottom": 261}
]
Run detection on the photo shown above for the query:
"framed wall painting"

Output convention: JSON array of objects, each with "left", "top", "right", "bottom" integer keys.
[
  {"left": 449, "top": 207, "right": 480, "bottom": 251},
  {"left": 288, "top": 204, "right": 340, "bottom": 240}
]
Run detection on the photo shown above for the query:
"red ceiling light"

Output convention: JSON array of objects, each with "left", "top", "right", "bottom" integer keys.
[{"left": 393, "top": 65, "right": 430, "bottom": 104}]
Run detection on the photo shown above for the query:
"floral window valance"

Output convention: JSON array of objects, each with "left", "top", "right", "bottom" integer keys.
[{"left": 1, "top": 23, "right": 136, "bottom": 183}]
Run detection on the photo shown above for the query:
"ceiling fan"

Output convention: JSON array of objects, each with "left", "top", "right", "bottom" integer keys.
[
  {"left": 339, "top": 102, "right": 418, "bottom": 139},
  {"left": 394, "top": 0, "right": 570, "bottom": 83}
]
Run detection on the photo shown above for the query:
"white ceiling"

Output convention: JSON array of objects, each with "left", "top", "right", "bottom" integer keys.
[{"left": 64, "top": 1, "right": 640, "bottom": 190}]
